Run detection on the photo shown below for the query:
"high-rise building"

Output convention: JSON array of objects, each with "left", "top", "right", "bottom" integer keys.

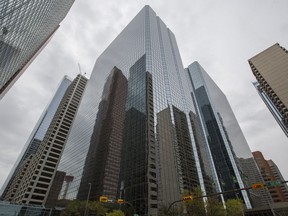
[
  {"left": 185, "top": 61, "right": 270, "bottom": 208},
  {"left": 249, "top": 43, "right": 288, "bottom": 137},
  {"left": 268, "top": 160, "right": 288, "bottom": 202},
  {"left": 0, "top": 76, "right": 72, "bottom": 199},
  {"left": 2, "top": 74, "right": 87, "bottom": 205},
  {"left": 52, "top": 6, "right": 268, "bottom": 215},
  {"left": 57, "top": 6, "right": 215, "bottom": 215},
  {"left": 0, "top": 0, "right": 75, "bottom": 100},
  {"left": 253, "top": 151, "right": 288, "bottom": 203}
]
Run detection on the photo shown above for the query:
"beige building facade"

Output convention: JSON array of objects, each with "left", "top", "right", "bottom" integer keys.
[{"left": 249, "top": 43, "right": 288, "bottom": 136}]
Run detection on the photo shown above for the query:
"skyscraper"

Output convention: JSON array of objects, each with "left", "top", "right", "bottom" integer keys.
[
  {"left": 268, "top": 160, "right": 288, "bottom": 201},
  {"left": 2, "top": 74, "right": 87, "bottom": 205},
  {"left": 249, "top": 43, "right": 288, "bottom": 137},
  {"left": 253, "top": 151, "right": 288, "bottom": 203},
  {"left": 53, "top": 5, "right": 267, "bottom": 215},
  {"left": 0, "top": 76, "right": 72, "bottom": 199},
  {"left": 0, "top": 0, "right": 75, "bottom": 100},
  {"left": 57, "top": 6, "right": 211, "bottom": 215},
  {"left": 186, "top": 61, "right": 270, "bottom": 208}
]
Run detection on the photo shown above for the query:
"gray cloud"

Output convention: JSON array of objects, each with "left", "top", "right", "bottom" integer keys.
[{"left": 1, "top": 0, "right": 288, "bottom": 189}]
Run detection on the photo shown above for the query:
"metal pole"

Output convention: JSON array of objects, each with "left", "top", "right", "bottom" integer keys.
[
  {"left": 48, "top": 208, "right": 52, "bottom": 216},
  {"left": 84, "top": 183, "right": 91, "bottom": 216},
  {"left": 125, "top": 201, "right": 136, "bottom": 215}
]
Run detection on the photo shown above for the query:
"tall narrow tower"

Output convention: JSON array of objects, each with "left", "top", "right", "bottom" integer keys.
[
  {"left": 0, "top": 76, "right": 72, "bottom": 199},
  {"left": 186, "top": 61, "right": 271, "bottom": 208},
  {"left": 0, "top": 0, "right": 75, "bottom": 99},
  {"left": 2, "top": 74, "right": 87, "bottom": 206}
]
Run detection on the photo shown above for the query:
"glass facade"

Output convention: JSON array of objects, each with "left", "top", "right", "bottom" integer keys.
[
  {"left": 0, "top": 76, "right": 71, "bottom": 199},
  {"left": 0, "top": 201, "right": 55, "bottom": 216},
  {"left": 186, "top": 61, "right": 272, "bottom": 208},
  {"left": 58, "top": 6, "right": 208, "bottom": 215},
  {"left": 253, "top": 80, "right": 288, "bottom": 137},
  {"left": 0, "top": 0, "right": 75, "bottom": 99}
]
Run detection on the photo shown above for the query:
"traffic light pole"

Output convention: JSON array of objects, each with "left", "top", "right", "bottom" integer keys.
[
  {"left": 167, "top": 180, "right": 288, "bottom": 213},
  {"left": 167, "top": 186, "right": 251, "bottom": 213},
  {"left": 123, "top": 201, "right": 136, "bottom": 215}
]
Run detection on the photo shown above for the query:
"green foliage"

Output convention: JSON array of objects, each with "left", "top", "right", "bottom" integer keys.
[
  {"left": 158, "top": 205, "right": 170, "bottom": 216},
  {"left": 60, "top": 200, "right": 108, "bottom": 216},
  {"left": 120, "top": 204, "right": 134, "bottom": 216},
  {"left": 158, "top": 203, "right": 183, "bottom": 216},
  {"left": 61, "top": 200, "right": 84, "bottom": 216},
  {"left": 226, "top": 199, "right": 244, "bottom": 216},
  {"left": 184, "top": 186, "right": 206, "bottom": 216},
  {"left": 105, "top": 210, "right": 125, "bottom": 216},
  {"left": 159, "top": 187, "right": 245, "bottom": 216},
  {"left": 206, "top": 197, "right": 226, "bottom": 216}
]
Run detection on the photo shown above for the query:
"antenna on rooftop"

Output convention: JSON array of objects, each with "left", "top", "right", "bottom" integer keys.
[{"left": 78, "top": 62, "right": 82, "bottom": 75}]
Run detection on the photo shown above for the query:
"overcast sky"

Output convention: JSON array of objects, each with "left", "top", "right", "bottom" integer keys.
[{"left": 1, "top": 0, "right": 288, "bottom": 190}]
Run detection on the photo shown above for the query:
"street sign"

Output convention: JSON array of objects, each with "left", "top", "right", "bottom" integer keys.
[
  {"left": 99, "top": 196, "right": 108, "bottom": 202},
  {"left": 117, "top": 199, "right": 124, "bottom": 204},
  {"left": 266, "top": 181, "right": 282, "bottom": 187},
  {"left": 182, "top": 195, "right": 193, "bottom": 201},
  {"left": 252, "top": 182, "right": 264, "bottom": 189}
]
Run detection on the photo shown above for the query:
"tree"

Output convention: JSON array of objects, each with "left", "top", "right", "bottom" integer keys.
[
  {"left": 226, "top": 199, "right": 244, "bottom": 216},
  {"left": 105, "top": 210, "right": 125, "bottom": 216},
  {"left": 158, "top": 205, "right": 170, "bottom": 216},
  {"left": 88, "top": 201, "right": 109, "bottom": 215},
  {"left": 206, "top": 197, "right": 226, "bottom": 216},
  {"left": 158, "top": 204, "right": 183, "bottom": 216},
  {"left": 184, "top": 186, "right": 206, "bottom": 216},
  {"left": 61, "top": 200, "right": 84, "bottom": 216},
  {"left": 120, "top": 203, "right": 135, "bottom": 216},
  {"left": 60, "top": 200, "right": 108, "bottom": 216}
]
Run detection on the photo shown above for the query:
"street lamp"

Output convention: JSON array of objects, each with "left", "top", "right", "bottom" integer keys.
[
  {"left": 84, "top": 183, "right": 92, "bottom": 216},
  {"left": 124, "top": 201, "right": 136, "bottom": 215}
]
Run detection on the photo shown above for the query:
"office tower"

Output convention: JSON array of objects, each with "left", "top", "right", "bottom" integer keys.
[
  {"left": 0, "top": 0, "right": 75, "bottom": 100},
  {"left": 0, "top": 76, "right": 72, "bottom": 199},
  {"left": 186, "top": 61, "right": 271, "bottom": 208},
  {"left": 238, "top": 157, "right": 273, "bottom": 207},
  {"left": 57, "top": 6, "right": 215, "bottom": 215},
  {"left": 268, "top": 160, "right": 288, "bottom": 201},
  {"left": 253, "top": 151, "right": 288, "bottom": 202},
  {"left": 249, "top": 43, "right": 288, "bottom": 137},
  {"left": 2, "top": 74, "right": 87, "bottom": 205},
  {"left": 77, "top": 67, "right": 128, "bottom": 201}
]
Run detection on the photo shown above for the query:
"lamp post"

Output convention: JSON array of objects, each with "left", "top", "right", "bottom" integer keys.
[
  {"left": 84, "top": 183, "right": 92, "bottom": 216},
  {"left": 124, "top": 201, "right": 136, "bottom": 215}
]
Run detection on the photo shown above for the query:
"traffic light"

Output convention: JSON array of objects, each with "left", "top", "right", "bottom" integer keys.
[
  {"left": 117, "top": 199, "right": 124, "bottom": 204},
  {"left": 251, "top": 182, "right": 264, "bottom": 190},
  {"left": 182, "top": 195, "right": 193, "bottom": 201},
  {"left": 99, "top": 196, "right": 108, "bottom": 202}
]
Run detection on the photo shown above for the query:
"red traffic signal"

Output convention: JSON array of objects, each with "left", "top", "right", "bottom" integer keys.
[{"left": 252, "top": 182, "right": 264, "bottom": 190}]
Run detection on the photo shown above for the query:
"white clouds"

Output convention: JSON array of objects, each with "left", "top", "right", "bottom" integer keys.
[{"left": 1, "top": 0, "right": 288, "bottom": 189}]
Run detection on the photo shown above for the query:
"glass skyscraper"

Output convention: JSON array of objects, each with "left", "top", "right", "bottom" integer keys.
[
  {"left": 0, "top": 76, "right": 71, "bottom": 199},
  {"left": 58, "top": 6, "right": 209, "bottom": 215},
  {"left": 186, "top": 61, "right": 271, "bottom": 208},
  {"left": 53, "top": 5, "right": 267, "bottom": 215},
  {"left": 0, "top": 0, "right": 74, "bottom": 99}
]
